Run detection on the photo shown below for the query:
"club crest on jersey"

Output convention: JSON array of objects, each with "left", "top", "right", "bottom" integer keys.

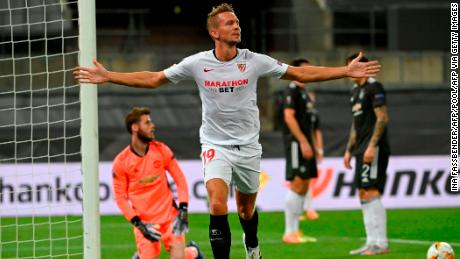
[
  {"left": 237, "top": 63, "right": 246, "bottom": 72},
  {"left": 286, "top": 96, "right": 292, "bottom": 105}
]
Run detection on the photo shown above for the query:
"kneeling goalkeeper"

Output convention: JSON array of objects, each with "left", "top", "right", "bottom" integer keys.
[{"left": 112, "top": 107, "right": 204, "bottom": 259}]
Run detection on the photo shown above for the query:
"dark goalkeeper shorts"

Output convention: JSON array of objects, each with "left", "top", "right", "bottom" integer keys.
[
  {"left": 285, "top": 140, "right": 318, "bottom": 181},
  {"left": 353, "top": 147, "right": 389, "bottom": 193}
]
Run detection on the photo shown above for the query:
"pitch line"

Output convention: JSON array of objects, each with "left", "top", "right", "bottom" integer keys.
[
  {"left": 97, "top": 236, "right": 460, "bottom": 249},
  {"left": 102, "top": 223, "right": 460, "bottom": 248},
  {"left": 1, "top": 237, "right": 458, "bottom": 253},
  {"left": 320, "top": 236, "right": 460, "bottom": 247}
]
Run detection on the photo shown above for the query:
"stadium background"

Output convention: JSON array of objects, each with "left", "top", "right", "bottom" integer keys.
[
  {"left": 0, "top": 0, "right": 452, "bottom": 160},
  {"left": 91, "top": 1, "right": 457, "bottom": 257},
  {"left": 94, "top": 0, "right": 451, "bottom": 160},
  {"left": 0, "top": 0, "right": 458, "bottom": 258}
]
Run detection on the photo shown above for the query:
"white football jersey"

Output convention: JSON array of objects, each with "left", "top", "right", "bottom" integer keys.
[{"left": 164, "top": 48, "right": 288, "bottom": 145}]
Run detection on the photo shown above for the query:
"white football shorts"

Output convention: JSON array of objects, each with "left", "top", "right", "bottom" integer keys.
[{"left": 201, "top": 142, "right": 262, "bottom": 194}]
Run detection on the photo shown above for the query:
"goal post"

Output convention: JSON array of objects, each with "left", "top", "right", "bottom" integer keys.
[
  {"left": 78, "top": 0, "right": 100, "bottom": 257},
  {"left": 0, "top": 0, "right": 100, "bottom": 257}
]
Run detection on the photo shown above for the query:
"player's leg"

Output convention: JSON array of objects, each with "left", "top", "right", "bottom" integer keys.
[
  {"left": 168, "top": 240, "right": 186, "bottom": 259},
  {"left": 170, "top": 242, "right": 202, "bottom": 259},
  {"left": 303, "top": 186, "right": 319, "bottom": 221},
  {"left": 356, "top": 187, "right": 380, "bottom": 253},
  {"left": 206, "top": 178, "right": 231, "bottom": 259},
  {"left": 202, "top": 145, "right": 233, "bottom": 259},
  {"left": 283, "top": 141, "right": 316, "bottom": 243},
  {"left": 162, "top": 221, "right": 204, "bottom": 259},
  {"left": 304, "top": 188, "right": 313, "bottom": 210},
  {"left": 284, "top": 176, "right": 310, "bottom": 243},
  {"left": 232, "top": 143, "right": 262, "bottom": 259},
  {"left": 375, "top": 150, "right": 389, "bottom": 251},
  {"left": 350, "top": 149, "right": 389, "bottom": 255},
  {"left": 235, "top": 190, "right": 261, "bottom": 258},
  {"left": 133, "top": 226, "right": 161, "bottom": 259},
  {"left": 359, "top": 149, "right": 389, "bottom": 255},
  {"left": 304, "top": 157, "right": 319, "bottom": 220},
  {"left": 350, "top": 154, "right": 374, "bottom": 255},
  {"left": 283, "top": 140, "right": 305, "bottom": 243},
  {"left": 286, "top": 163, "right": 318, "bottom": 242}
]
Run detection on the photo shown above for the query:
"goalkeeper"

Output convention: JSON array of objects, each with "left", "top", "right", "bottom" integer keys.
[{"left": 112, "top": 107, "right": 204, "bottom": 259}]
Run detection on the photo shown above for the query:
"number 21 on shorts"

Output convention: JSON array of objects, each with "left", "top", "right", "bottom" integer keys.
[{"left": 201, "top": 149, "right": 215, "bottom": 165}]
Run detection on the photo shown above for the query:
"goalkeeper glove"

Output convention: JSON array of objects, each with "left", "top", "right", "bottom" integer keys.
[
  {"left": 130, "top": 216, "right": 161, "bottom": 242},
  {"left": 173, "top": 202, "right": 189, "bottom": 235}
]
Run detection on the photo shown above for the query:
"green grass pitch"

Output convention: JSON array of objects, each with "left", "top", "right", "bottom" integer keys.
[{"left": 1, "top": 208, "right": 459, "bottom": 258}]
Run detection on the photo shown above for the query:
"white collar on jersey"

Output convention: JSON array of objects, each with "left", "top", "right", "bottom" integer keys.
[{"left": 212, "top": 49, "right": 239, "bottom": 63}]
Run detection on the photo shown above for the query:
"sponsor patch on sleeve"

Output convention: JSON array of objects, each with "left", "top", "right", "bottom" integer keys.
[{"left": 374, "top": 93, "right": 385, "bottom": 99}]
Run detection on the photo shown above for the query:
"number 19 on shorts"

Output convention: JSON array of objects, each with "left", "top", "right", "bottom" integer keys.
[{"left": 202, "top": 149, "right": 215, "bottom": 165}]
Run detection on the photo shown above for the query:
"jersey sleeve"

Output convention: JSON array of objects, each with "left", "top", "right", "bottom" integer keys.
[
  {"left": 160, "top": 143, "right": 190, "bottom": 204},
  {"left": 283, "top": 86, "right": 297, "bottom": 110},
  {"left": 163, "top": 55, "right": 196, "bottom": 84},
  {"left": 254, "top": 52, "right": 288, "bottom": 78},
  {"left": 369, "top": 82, "right": 386, "bottom": 108},
  {"left": 112, "top": 157, "right": 137, "bottom": 222}
]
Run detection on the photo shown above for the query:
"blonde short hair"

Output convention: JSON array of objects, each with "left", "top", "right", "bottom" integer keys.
[{"left": 206, "top": 3, "right": 235, "bottom": 32}]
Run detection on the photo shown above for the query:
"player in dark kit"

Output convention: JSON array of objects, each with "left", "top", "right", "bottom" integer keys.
[
  {"left": 343, "top": 53, "right": 390, "bottom": 256},
  {"left": 300, "top": 90, "right": 323, "bottom": 221},
  {"left": 282, "top": 58, "right": 320, "bottom": 244}
]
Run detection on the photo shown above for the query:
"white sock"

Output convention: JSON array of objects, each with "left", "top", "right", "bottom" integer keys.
[
  {"left": 370, "top": 198, "right": 388, "bottom": 248},
  {"left": 304, "top": 189, "right": 313, "bottom": 210},
  {"left": 361, "top": 199, "right": 377, "bottom": 246},
  {"left": 284, "top": 190, "right": 304, "bottom": 235}
]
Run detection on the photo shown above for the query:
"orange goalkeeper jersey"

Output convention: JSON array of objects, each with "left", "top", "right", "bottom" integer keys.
[{"left": 112, "top": 141, "right": 189, "bottom": 224}]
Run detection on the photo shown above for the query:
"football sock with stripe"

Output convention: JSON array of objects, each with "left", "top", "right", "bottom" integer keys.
[{"left": 209, "top": 214, "right": 231, "bottom": 259}]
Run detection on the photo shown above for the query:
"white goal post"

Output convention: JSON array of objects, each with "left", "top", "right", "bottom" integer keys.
[
  {"left": 0, "top": 0, "right": 100, "bottom": 257},
  {"left": 78, "top": 0, "right": 100, "bottom": 257}
]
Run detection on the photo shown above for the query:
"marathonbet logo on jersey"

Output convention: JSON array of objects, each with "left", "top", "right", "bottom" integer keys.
[{"left": 204, "top": 79, "right": 249, "bottom": 93}]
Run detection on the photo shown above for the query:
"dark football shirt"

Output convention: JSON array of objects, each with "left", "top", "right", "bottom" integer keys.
[
  {"left": 282, "top": 82, "right": 319, "bottom": 148},
  {"left": 350, "top": 78, "right": 390, "bottom": 155}
]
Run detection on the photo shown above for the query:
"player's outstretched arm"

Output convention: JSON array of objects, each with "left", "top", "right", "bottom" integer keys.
[
  {"left": 74, "top": 58, "right": 170, "bottom": 89},
  {"left": 282, "top": 52, "right": 381, "bottom": 83}
]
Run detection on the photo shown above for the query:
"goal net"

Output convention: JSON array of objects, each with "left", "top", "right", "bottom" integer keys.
[{"left": 0, "top": 0, "right": 99, "bottom": 258}]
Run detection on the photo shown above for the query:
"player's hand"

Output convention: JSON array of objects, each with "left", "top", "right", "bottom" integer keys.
[
  {"left": 74, "top": 58, "right": 109, "bottom": 84},
  {"left": 300, "top": 141, "right": 314, "bottom": 160},
  {"left": 131, "top": 216, "right": 161, "bottom": 242},
  {"left": 346, "top": 52, "right": 381, "bottom": 78},
  {"left": 343, "top": 151, "right": 352, "bottom": 169},
  {"left": 173, "top": 203, "right": 189, "bottom": 235},
  {"left": 363, "top": 145, "right": 375, "bottom": 163}
]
